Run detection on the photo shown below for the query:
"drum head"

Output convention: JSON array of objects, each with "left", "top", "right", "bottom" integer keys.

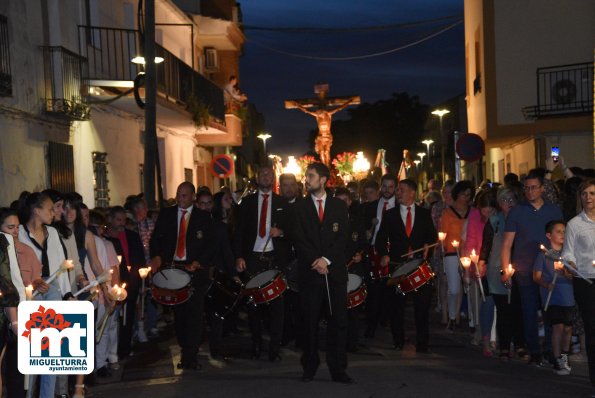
[
  {"left": 245, "top": 269, "right": 279, "bottom": 289},
  {"left": 153, "top": 268, "right": 191, "bottom": 290},
  {"left": 347, "top": 274, "right": 362, "bottom": 293},
  {"left": 391, "top": 258, "right": 423, "bottom": 278}
]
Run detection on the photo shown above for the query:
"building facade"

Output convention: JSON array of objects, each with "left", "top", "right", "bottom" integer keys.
[
  {"left": 464, "top": 0, "right": 594, "bottom": 182},
  {"left": 0, "top": 0, "right": 246, "bottom": 207}
]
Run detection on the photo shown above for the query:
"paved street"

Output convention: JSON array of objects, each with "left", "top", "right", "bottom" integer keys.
[{"left": 87, "top": 308, "right": 592, "bottom": 398}]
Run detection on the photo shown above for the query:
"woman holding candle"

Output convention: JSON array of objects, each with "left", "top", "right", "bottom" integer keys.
[
  {"left": 18, "top": 192, "right": 73, "bottom": 398},
  {"left": 478, "top": 188, "right": 526, "bottom": 360},
  {"left": 562, "top": 179, "right": 595, "bottom": 391},
  {"left": 0, "top": 208, "right": 26, "bottom": 398},
  {"left": 462, "top": 189, "right": 496, "bottom": 352},
  {"left": 440, "top": 181, "right": 474, "bottom": 331}
]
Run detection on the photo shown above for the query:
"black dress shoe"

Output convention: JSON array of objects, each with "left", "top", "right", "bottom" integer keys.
[
  {"left": 251, "top": 344, "right": 262, "bottom": 360},
  {"left": 332, "top": 374, "right": 355, "bottom": 384},
  {"left": 96, "top": 366, "right": 112, "bottom": 378},
  {"left": 269, "top": 354, "right": 282, "bottom": 362},
  {"left": 393, "top": 343, "right": 404, "bottom": 350},
  {"left": 177, "top": 361, "right": 201, "bottom": 370},
  {"left": 301, "top": 374, "right": 314, "bottom": 382}
]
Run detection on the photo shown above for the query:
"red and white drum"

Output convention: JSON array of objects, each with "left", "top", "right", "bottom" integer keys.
[
  {"left": 390, "top": 258, "right": 434, "bottom": 294},
  {"left": 347, "top": 273, "right": 367, "bottom": 309},
  {"left": 242, "top": 270, "right": 287, "bottom": 305},
  {"left": 152, "top": 268, "right": 193, "bottom": 305}
]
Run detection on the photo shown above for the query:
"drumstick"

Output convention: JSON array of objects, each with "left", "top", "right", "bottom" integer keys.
[
  {"left": 346, "top": 251, "right": 364, "bottom": 269},
  {"left": 324, "top": 273, "right": 332, "bottom": 317},
  {"left": 399, "top": 242, "right": 439, "bottom": 258},
  {"left": 259, "top": 223, "right": 276, "bottom": 260}
]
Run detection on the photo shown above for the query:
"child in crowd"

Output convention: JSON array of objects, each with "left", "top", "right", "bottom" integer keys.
[{"left": 533, "top": 220, "right": 574, "bottom": 375}]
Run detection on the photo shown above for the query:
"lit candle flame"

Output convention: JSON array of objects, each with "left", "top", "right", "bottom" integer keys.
[
  {"left": 451, "top": 240, "right": 459, "bottom": 248},
  {"left": 117, "top": 255, "right": 122, "bottom": 264},
  {"left": 438, "top": 232, "right": 446, "bottom": 242},
  {"left": 470, "top": 249, "right": 479, "bottom": 264},
  {"left": 25, "top": 285, "right": 33, "bottom": 301},
  {"left": 460, "top": 257, "right": 471, "bottom": 268}
]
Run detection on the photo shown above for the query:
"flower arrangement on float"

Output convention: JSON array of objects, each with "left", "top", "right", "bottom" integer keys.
[
  {"left": 297, "top": 155, "right": 317, "bottom": 176},
  {"left": 332, "top": 152, "right": 356, "bottom": 183}
]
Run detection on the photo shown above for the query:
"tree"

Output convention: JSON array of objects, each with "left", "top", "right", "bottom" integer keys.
[{"left": 329, "top": 92, "right": 429, "bottom": 172}]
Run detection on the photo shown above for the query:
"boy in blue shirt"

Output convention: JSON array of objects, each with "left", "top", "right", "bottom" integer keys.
[{"left": 533, "top": 220, "right": 574, "bottom": 375}]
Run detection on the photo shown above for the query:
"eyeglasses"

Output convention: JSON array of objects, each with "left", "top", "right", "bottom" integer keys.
[
  {"left": 523, "top": 185, "right": 542, "bottom": 191},
  {"left": 499, "top": 198, "right": 515, "bottom": 204}
]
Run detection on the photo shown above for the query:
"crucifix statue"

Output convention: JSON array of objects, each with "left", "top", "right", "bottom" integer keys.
[{"left": 285, "top": 83, "right": 360, "bottom": 167}]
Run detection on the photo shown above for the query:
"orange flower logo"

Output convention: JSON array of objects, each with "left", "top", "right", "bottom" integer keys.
[{"left": 21, "top": 305, "right": 72, "bottom": 350}]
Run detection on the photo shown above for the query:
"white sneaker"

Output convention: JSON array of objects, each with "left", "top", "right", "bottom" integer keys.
[
  {"left": 554, "top": 356, "right": 570, "bottom": 375},
  {"left": 136, "top": 321, "right": 148, "bottom": 343},
  {"left": 560, "top": 354, "right": 572, "bottom": 371}
]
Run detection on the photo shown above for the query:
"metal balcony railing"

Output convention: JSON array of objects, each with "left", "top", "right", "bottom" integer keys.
[
  {"left": 78, "top": 25, "right": 224, "bottom": 122},
  {"left": 41, "top": 46, "right": 90, "bottom": 120},
  {"left": 0, "top": 14, "right": 12, "bottom": 96},
  {"left": 523, "top": 62, "right": 593, "bottom": 119}
]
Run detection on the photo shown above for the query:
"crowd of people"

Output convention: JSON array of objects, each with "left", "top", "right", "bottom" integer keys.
[{"left": 0, "top": 157, "right": 594, "bottom": 397}]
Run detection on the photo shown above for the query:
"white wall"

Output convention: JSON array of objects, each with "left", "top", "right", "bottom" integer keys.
[{"left": 494, "top": 0, "right": 595, "bottom": 126}]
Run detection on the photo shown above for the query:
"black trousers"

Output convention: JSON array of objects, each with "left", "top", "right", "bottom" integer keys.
[
  {"left": 300, "top": 277, "right": 348, "bottom": 378},
  {"left": 246, "top": 252, "right": 284, "bottom": 355},
  {"left": 574, "top": 278, "right": 595, "bottom": 387},
  {"left": 282, "top": 289, "right": 304, "bottom": 347},
  {"left": 173, "top": 271, "right": 209, "bottom": 364},
  {"left": 365, "top": 278, "right": 392, "bottom": 332},
  {"left": 5, "top": 337, "right": 24, "bottom": 398},
  {"left": 389, "top": 282, "right": 432, "bottom": 350},
  {"left": 492, "top": 285, "right": 525, "bottom": 352},
  {"left": 118, "top": 264, "right": 140, "bottom": 358}
]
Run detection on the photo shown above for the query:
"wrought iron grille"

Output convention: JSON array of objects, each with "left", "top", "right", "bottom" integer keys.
[{"left": 0, "top": 14, "right": 12, "bottom": 96}]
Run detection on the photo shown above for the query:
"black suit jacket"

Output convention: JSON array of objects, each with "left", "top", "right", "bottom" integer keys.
[
  {"left": 375, "top": 204, "right": 437, "bottom": 261},
  {"left": 150, "top": 205, "right": 215, "bottom": 268},
  {"left": 106, "top": 228, "right": 145, "bottom": 286},
  {"left": 232, "top": 192, "right": 290, "bottom": 262},
  {"left": 292, "top": 196, "right": 349, "bottom": 285}
]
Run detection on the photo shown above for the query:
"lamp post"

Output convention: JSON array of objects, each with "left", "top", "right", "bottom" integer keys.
[
  {"left": 431, "top": 109, "right": 450, "bottom": 182},
  {"left": 417, "top": 152, "right": 426, "bottom": 166},
  {"left": 421, "top": 140, "right": 434, "bottom": 178},
  {"left": 257, "top": 133, "right": 272, "bottom": 164}
]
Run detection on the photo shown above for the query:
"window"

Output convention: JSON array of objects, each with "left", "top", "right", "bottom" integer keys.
[
  {"left": 0, "top": 14, "right": 12, "bottom": 96},
  {"left": 204, "top": 48, "right": 218, "bottom": 70},
  {"left": 184, "top": 168, "right": 193, "bottom": 184},
  {"left": 48, "top": 142, "right": 75, "bottom": 193},
  {"left": 92, "top": 152, "right": 109, "bottom": 208},
  {"left": 474, "top": 27, "right": 481, "bottom": 95}
]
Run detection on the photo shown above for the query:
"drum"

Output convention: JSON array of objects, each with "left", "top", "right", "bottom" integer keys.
[
  {"left": 206, "top": 269, "right": 243, "bottom": 319},
  {"left": 152, "top": 268, "right": 192, "bottom": 305},
  {"left": 347, "top": 273, "right": 367, "bottom": 309},
  {"left": 390, "top": 258, "right": 434, "bottom": 294},
  {"left": 242, "top": 269, "right": 287, "bottom": 305},
  {"left": 368, "top": 247, "right": 389, "bottom": 279}
]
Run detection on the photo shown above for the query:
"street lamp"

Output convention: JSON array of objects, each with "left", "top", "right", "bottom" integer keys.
[
  {"left": 257, "top": 133, "right": 272, "bottom": 163},
  {"left": 431, "top": 109, "right": 450, "bottom": 182},
  {"left": 417, "top": 152, "right": 426, "bottom": 165},
  {"left": 283, "top": 156, "right": 302, "bottom": 180}
]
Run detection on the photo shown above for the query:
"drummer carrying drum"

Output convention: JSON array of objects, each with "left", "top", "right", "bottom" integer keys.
[
  {"left": 375, "top": 178, "right": 438, "bottom": 353},
  {"left": 233, "top": 166, "right": 290, "bottom": 362},
  {"left": 149, "top": 182, "right": 216, "bottom": 370}
]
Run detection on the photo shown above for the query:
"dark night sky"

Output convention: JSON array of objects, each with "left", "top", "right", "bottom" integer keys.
[{"left": 239, "top": 0, "right": 465, "bottom": 159}]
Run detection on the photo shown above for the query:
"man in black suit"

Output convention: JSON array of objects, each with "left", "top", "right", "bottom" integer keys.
[
  {"left": 150, "top": 182, "right": 215, "bottom": 370},
  {"left": 292, "top": 162, "right": 353, "bottom": 384},
  {"left": 105, "top": 206, "right": 146, "bottom": 360},
  {"left": 376, "top": 178, "right": 437, "bottom": 353},
  {"left": 233, "top": 166, "right": 289, "bottom": 361},
  {"left": 362, "top": 174, "right": 397, "bottom": 338}
]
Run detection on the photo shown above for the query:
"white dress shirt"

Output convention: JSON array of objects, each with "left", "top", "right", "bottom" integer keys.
[
  {"left": 311, "top": 192, "right": 331, "bottom": 266},
  {"left": 399, "top": 203, "right": 416, "bottom": 228},
  {"left": 372, "top": 196, "right": 396, "bottom": 244},
  {"left": 253, "top": 190, "right": 275, "bottom": 252},
  {"left": 562, "top": 210, "right": 595, "bottom": 278},
  {"left": 174, "top": 205, "right": 193, "bottom": 261}
]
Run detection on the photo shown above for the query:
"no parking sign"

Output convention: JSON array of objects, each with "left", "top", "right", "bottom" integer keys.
[{"left": 209, "top": 154, "right": 234, "bottom": 178}]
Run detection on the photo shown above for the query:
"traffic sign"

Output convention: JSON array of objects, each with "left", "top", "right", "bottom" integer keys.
[
  {"left": 456, "top": 133, "right": 485, "bottom": 162},
  {"left": 209, "top": 154, "right": 234, "bottom": 178}
]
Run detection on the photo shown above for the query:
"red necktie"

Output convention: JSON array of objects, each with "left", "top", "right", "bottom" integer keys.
[
  {"left": 259, "top": 193, "right": 269, "bottom": 238},
  {"left": 317, "top": 199, "right": 324, "bottom": 223},
  {"left": 405, "top": 206, "right": 412, "bottom": 237},
  {"left": 176, "top": 209, "right": 188, "bottom": 258},
  {"left": 382, "top": 200, "right": 389, "bottom": 217}
]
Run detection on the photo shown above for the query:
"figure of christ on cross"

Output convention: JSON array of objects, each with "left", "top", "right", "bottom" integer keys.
[{"left": 285, "top": 83, "right": 360, "bottom": 167}]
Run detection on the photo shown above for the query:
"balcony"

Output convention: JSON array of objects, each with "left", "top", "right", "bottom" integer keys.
[
  {"left": 523, "top": 62, "right": 593, "bottom": 119},
  {"left": 41, "top": 46, "right": 90, "bottom": 121},
  {"left": 77, "top": 25, "right": 224, "bottom": 122}
]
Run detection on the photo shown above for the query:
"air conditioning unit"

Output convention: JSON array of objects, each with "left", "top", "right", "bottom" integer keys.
[
  {"left": 551, "top": 78, "right": 577, "bottom": 105},
  {"left": 204, "top": 48, "right": 218, "bottom": 71}
]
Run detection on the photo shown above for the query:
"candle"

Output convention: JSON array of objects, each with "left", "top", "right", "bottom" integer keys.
[
  {"left": 470, "top": 249, "right": 479, "bottom": 265},
  {"left": 127, "top": 266, "right": 132, "bottom": 273},
  {"left": 25, "top": 285, "right": 33, "bottom": 301},
  {"left": 451, "top": 240, "right": 459, "bottom": 249},
  {"left": 460, "top": 257, "right": 471, "bottom": 268},
  {"left": 138, "top": 267, "right": 150, "bottom": 320},
  {"left": 438, "top": 232, "right": 446, "bottom": 242},
  {"left": 117, "top": 255, "right": 122, "bottom": 265}
]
